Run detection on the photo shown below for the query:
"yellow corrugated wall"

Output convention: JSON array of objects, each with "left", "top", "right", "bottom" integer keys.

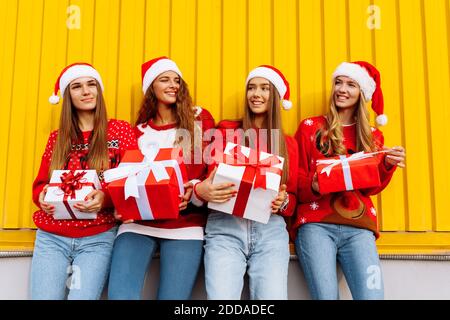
[{"left": 0, "top": 0, "right": 449, "bottom": 253}]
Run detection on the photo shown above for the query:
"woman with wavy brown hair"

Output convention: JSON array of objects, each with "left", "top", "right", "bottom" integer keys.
[
  {"left": 292, "top": 61, "right": 406, "bottom": 300},
  {"left": 31, "top": 63, "right": 137, "bottom": 299},
  {"left": 108, "top": 57, "right": 215, "bottom": 300}
]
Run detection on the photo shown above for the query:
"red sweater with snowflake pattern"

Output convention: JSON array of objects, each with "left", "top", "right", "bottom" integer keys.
[
  {"left": 291, "top": 116, "right": 396, "bottom": 241},
  {"left": 32, "top": 119, "right": 138, "bottom": 238}
]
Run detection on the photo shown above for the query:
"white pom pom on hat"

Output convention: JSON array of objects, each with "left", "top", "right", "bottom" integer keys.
[
  {"left": 246, "top": 65, "right": 293, "bottom": 110},
  {"left": 282, "top": 99, "right": 293, "bottom": 110},
  {"left": 49, "top": 62, "right": 104, "bottom": 105},
  {"left": 332, "top": 61, "right": 387, "bottom": 126},
  {"left": 48, "top": 95, "right": 60, "bottom": 105},
  {"left": 376, "top": 114, "right": 388, "bottom": 126}
]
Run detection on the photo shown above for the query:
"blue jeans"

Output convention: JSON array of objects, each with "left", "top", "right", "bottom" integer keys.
[
  {"left": 204, "top": 210, "right": 290, "bottom": 300},
  {"left": 107, "top": 232, "right": 204, "bottom": 300},
  {"left": 30, "top": 227, "right": 117, "bottom": 300},
  {"left": 295, "top": 223, "right": 384, "bottom": 300}
]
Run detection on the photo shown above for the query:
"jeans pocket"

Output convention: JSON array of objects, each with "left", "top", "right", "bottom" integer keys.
[{"left": 207, "top": 210, "right": 225, "bottom": 222}]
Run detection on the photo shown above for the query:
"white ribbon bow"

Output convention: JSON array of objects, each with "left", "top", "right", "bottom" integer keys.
[{"left": 104, "top": 142, "right": 184, "bottom": 200}]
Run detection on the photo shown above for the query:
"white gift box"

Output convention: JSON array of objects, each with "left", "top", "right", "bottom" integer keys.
[
  {"left": 44, "top": 170, "right": 102, "bottom": 220},
  {"left": 208, "top": 142, "right": 284, "bottom": 224}
]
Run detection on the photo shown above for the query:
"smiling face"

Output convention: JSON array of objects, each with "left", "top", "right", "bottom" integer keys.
[
  {"left": 152, "top": 71, "right": 180, "bottom": 106},
  {"left": 247, "top": 77, "right": 271, "bottom": 115},
  {"left": 333, "top": 75, "right": 361, "bottom": 109},
  {"left": 69, "top": 77, "right": 98, "bottom": 111}
]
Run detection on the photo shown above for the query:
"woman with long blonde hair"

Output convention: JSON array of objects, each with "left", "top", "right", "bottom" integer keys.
[
  {"left": 31, "top": 63, "right": 137, "bottom": 299},
  {"left": 292, "top": 61, "right": 406, "bottom": 300}
]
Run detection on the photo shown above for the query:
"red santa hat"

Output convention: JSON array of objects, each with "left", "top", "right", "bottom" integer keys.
[
  {"left": 332, "top": 61, "right": 387, "bottom": 126},
  {"left": 49, "top": 62, "right": 104, "bottom": 105},
  {"left": 141, "top": 56, "right": 183, "bottom": 94},
  {"left": 246, "top": 65, "right": 293, "bottom": 110}
]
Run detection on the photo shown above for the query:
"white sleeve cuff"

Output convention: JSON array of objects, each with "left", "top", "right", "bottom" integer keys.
[{"left": 189, "top": 179, "right": 205, "bottom": 207}]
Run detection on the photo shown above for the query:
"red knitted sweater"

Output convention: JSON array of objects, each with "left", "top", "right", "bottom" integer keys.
[
  {"left": 32, "top": 119, "right": 138, "bottom": 238},
  {"left": 291, "top": 116, "right": 396, "bottom": 241}
]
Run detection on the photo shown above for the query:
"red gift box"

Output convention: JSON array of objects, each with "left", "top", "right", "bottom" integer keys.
[
  {"left": 104, "top": 148, "right": 188, "bottom": 221},
  {"left": 316, "top": 152, "right": 381, "bottom": 194}
]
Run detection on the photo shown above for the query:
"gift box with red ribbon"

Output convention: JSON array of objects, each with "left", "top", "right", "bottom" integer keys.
[
  {"left": 208, "top": 142, "right": 284, "bottom": 224},
  {"left": 44, "top": 170, "right": 102, "bottom": 220},
  {"left": 104, "top": 146, "right": 188, "bottom": 221},
  {"left": 316, "top": 151, "right": 381, "bottom": 194}
]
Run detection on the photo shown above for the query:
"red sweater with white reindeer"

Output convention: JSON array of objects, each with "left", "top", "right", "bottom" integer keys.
[
  {"left": 205, "top": 119, "right": 298, "bottom": 218},
  {"left": 116, "top": 107, "right": 215, "bottom": 240},
  {"left": 32, "top": 119, "right": 138, "bottom": 238},
  {"left": 291, "top": 116, "right": 396, "bottom": 241}
]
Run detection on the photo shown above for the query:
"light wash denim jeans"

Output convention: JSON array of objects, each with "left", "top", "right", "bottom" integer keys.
[
  {"left": 204, "top": 210, "right": 290, "bottom": 300},
  {"left": 30, "top": 226, "right": 117, "bottom": 300},
  {"left": 107, "top": 232, "right": 204, "bottom": 300},
  {"left": 295, "top": 223, "right": 384, "bottom": 300}
]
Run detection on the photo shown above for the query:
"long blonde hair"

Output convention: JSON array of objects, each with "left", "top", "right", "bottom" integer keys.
[
  {"left": 319, "top": 85, "right": 376, "bottom": 156},
  {"left": 242, "top": 83, "right": 289, "bottom": 184},
  {"left": 135, "top": 78, "right": 202, "bottom": 159},
  {"left": 49, "top": 81, "right": 109, "bottom": 176}
]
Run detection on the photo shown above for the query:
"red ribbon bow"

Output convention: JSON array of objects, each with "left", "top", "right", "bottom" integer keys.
[
  {"left": 48, "top": 170, "right": 95, "bottom": 220},
  {"left": 222, "top": 145, "right": 282, "bottom": 189},
  {"left": 218, "top": 145, "right": 283, "bottom": 217},
  {"left": 59, "top": 170, "right": 87, "bottom": 199}
]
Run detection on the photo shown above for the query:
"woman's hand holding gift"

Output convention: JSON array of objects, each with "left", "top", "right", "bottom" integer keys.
[
  {"left": 271, "top": 184, "right": 288, "bottom": 213},
  {"left": 179, "top": 182, "right": 193, "bottom": 211},
  {"left": 194, "top": 167, "right": 237, "bottom": 203},
  {"left": 39, "top": 184, "right": 55, "bottom": 215},
  {"left": 384, "top": 146, "right": 406, "bottom": 169},
  {"left": 74, "top": 189, "right": 105, "bottom": 213}
]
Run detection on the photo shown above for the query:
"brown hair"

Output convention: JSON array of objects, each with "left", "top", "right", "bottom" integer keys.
[
  {"left": 242, "top": 82, "right": 289, "bottom": 184},
  {"left": 135, "top": 77, "right": 201, "bottom": 158},
  {"left": 49, "top": 81, "right": 109, "bottom": 176},
  {"left": 319, "top": 84, "right": 377, "bottom": 156}
]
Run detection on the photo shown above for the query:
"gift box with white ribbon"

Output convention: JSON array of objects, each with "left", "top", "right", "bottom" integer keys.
[
  {"left": 316, "top": 151, "right": 381, "bottom": 194},
  {"left": 104, "top": 145, "right": 187, "bottom": 221}
]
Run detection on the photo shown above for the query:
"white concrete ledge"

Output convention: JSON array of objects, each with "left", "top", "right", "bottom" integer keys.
[{"left": 1, "top": 254, "right": 450, "bottom": 300}]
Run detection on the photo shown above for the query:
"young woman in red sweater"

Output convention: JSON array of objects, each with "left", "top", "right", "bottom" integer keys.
[
  {"left": 293, "top": 61, "right": 406, "bottom": 300},
  {"left": 107, "top": 57, "right": 215, "bottom": 300},
  {"left": 195, "top": 65, "right": 298, "bottom": 299},
  {"left": 31, "top": 63, "right": 137, "bottom": 299}
]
